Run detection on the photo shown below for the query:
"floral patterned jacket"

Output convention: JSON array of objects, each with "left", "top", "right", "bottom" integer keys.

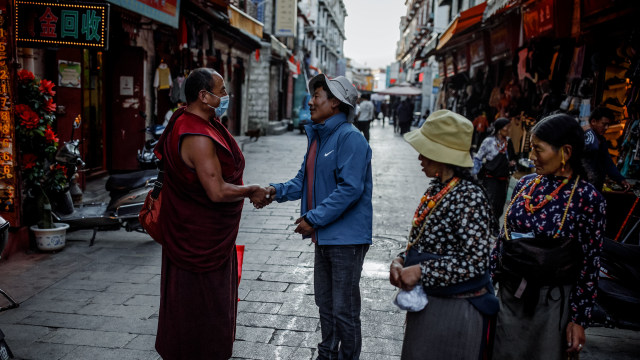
[{"left": 399, "top": 178, "right": 495, "bottom": 289}]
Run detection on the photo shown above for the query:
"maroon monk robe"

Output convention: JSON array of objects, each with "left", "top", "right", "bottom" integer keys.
[{"left": 154, "top": 108, "right": 245, "bottom": 360}]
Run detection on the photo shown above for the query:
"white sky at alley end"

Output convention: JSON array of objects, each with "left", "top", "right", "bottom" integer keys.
[{"left": 343, "top": 0, "right": 407, "bottom": 70}]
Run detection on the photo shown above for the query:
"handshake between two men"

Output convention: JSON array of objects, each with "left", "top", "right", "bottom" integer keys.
[{"left": 247, "top": 185, "right": 314, "bottom": 237}]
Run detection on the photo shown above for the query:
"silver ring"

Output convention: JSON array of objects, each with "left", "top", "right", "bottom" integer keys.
[
  {"left": 265, "top": 194, "right": 270, "bottom": 199},
  {"left": 578, "top": 344, "right": 583, "bottom": 348}
]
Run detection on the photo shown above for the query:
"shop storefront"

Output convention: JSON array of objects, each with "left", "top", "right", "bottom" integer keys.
[
  {"left": 0, "top": 0, "right": 114, "bottom": 251},
  {"left": 181, "top": 1, "right": 261, "bottom": 136},
  {"left": 433, "top": 0, "right": 640, "bottom": 240}
]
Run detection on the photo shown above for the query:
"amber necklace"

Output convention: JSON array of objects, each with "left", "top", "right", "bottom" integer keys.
[
  {"left": 407, "top": 177, "right": 460, "bottom": 250},
  {"left": 412, "top": 177, "right": 460, "bottom": 227},
  {"left": 504, "top": 175, "right": 580, "bottom": 240}
]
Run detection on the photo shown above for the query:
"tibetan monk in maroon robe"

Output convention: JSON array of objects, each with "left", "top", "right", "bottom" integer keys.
[{"left": 154, "top": 69, "right": 269, "bottom": 360}]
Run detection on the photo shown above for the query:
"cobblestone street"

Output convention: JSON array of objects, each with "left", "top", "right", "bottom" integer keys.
[{"left": 1, "top": 123, "right": 639, "bottom": 359}]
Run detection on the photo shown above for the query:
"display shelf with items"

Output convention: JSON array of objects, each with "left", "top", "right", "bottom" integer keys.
[
  {"left": 607, "top": 39, "right": 640, "bottom": 190},
  {"left": 597, "top": 37, "right": 640, "bottom": 246}
]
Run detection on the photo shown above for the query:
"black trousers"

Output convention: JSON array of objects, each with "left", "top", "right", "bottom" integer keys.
[{"left": 356, "top": 120, "right": 371, "bottom": 142}]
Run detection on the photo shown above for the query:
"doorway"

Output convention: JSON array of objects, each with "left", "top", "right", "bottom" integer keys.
[
  {"left": 82, "top": 49, "right": 105, "bottom": 175},
  {"left": 107, "top": 46, "right": 146, "bottom": 171}
]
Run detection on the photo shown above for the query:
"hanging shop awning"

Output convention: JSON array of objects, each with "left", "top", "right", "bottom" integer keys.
[
  {"left": 185, "top": 2, "right": 262, "bottom": 52},
  {"left": 270, "top": 35, "right": 290, "bottom": 59},
  {"left": 107, "top": 0, "right": 180, "bottom": 28},
  {"left": 228, "top": 4, "right": 264, "bottom": 39},
  {"left": 375, "top": 82, "right": 422, "bottom": 96},
  {"left": 436, "top": 2, "right": 487, "bottom": 51},
  {"left": 482, "top": 0, "right": 518, "bottom": 21},
  {"left": 420, "top": 35, "right": 439, "bottom": 58}
]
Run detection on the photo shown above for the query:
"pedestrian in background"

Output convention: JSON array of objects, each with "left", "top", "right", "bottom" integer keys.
[
  {"left": 381, "top": 101, "right": 389, "bottom": 127},
  {"left": 472, "top": 118, "right": 516, "bottom": 219},
  {"left": 397, "top": 99, "right": 413, "bottom": 135},
  {"left": 355, "top": 93, "right": 374, "bottom": 142},
  {"left": 491, "top": 114, "right": 606, "bottom": 360},
  {"left": 154, "top": 68, "right": 270, "bottom": 360},
  {"left": 472, "top": 110, "right": 489, "bottom": 151},
  {"left": 262, "top": 74, "right": 373, "bottom": 360},
  {"left": 391, "top": 99, "right": 400, "bottom": 133},
  {"left": 390, "top": 110, "right": 498, "bottom": 360},
  {"left": 417, "top": 109, "right": 430, "bottom": 128},
  {"left": 584, "top": 106, "right": 630, "bottom": 192}
]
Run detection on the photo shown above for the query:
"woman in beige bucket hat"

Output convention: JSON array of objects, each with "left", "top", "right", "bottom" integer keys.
[{"left": 389, "top": 110, "right": 498, "bottom": 359}]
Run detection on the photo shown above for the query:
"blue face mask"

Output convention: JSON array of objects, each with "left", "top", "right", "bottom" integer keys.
[{"left": 204, "top": 90, "right": 229, "bottom": 118}]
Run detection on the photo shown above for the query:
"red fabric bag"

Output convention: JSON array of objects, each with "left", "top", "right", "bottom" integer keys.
[
  {"left": 139, "top": 185, "right": 163, "bottom": 244},
  {"left": 138, "top": 109, "right": 183, "bottom": 245}
]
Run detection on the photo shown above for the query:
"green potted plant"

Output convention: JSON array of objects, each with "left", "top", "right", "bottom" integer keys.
[{"left": 15, "top": 69, "right": 70, "bottom": 251}]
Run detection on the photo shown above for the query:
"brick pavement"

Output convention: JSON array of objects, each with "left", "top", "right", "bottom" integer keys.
[{"left": 0, "top": 123, "right": 639, "bottom": 359}]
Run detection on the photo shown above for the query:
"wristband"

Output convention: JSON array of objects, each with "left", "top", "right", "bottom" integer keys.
[{"left": 303, "top": 215, "right": 315, "bottom": 228}]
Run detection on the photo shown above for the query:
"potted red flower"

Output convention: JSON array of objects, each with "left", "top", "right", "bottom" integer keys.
[{"left": 15, "top": 70, "right": 69, "bottom": 251}]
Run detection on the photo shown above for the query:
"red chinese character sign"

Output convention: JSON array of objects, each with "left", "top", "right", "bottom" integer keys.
[
  {"left": 15, "top": 1, "right": 110, "bottom": 49},
  {"left": 0, "top": 9, "right": 18, "bottom": 224},
  {"left": 523, "top": 0, "right": 554, "bottom": 40}
]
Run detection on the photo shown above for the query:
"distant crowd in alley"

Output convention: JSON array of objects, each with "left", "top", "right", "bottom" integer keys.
[{"left": 353, "top": 96, "right": 422, "bottom": 138}]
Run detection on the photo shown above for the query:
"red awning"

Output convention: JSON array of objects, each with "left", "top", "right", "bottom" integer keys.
[{"left": 437, "top": 2, "right": 487, "bottom": 51}]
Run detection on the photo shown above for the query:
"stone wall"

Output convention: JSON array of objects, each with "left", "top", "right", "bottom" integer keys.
[{"left": 247, "top": 43, "right": 271, "bottom": 133}]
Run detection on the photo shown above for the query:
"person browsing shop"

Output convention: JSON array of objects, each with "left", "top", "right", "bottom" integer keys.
[
  {"left": 472, "top": 118, "right": 516, "bottom": 219},
  {"left": 584, "top": 106, "right": 631, "bottom": 192},
  {"left": 491, "top": 114, "right": 607, "bottom": 360}
]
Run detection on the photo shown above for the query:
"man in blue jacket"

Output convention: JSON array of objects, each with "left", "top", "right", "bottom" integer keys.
[{"left": 265, "top": 74, "right": 373, "bottom": 359}]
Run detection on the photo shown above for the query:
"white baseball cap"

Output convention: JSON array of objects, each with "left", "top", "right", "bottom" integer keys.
[{"left": 308, "top": 74, "right": 358, "bottom": 122}]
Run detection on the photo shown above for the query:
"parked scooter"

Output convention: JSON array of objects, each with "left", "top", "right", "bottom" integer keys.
[
  {"left": 137, "top": 123, "right": 164, "bottom": 169},
  {"left": 0, "top": 216, "right": 18, "bottom": 359},
  {"left": 52, "top": 116, "right": 157, "bottom": 246},
  {"left": 591, "top": 235, "right": 640, "bottom": 330}
]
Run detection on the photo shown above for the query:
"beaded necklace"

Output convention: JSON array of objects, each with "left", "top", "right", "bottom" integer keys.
[
  {"left": 407, "top": 177, "right": 460, "bottom": 250},
  {"left": 523, "top": 175, "right": 570, "bottom": 213},
  {"left": 503, "top": 175, "right": 580, "bottom": 240},
  {"left": 412, "top": 177, "right": 460, "bottom": 227}
]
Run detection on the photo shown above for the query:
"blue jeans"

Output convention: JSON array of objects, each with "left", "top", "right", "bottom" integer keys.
[{"left": 314, "top": 244, "right": 369, "bottom": 360}]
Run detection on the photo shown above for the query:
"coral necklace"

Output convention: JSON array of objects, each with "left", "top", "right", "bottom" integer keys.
[
  {"left": 523, "top": 175, "right": 570, "bottom": 213},
  {"left": 412, "top": 177, "right": 460, "bottom": 227},
  {"left": 504, "top": 175, "right": 580, "bottom": 240},
  {"left": 407, "top": 177, "right": 460, "bottom": 250}
]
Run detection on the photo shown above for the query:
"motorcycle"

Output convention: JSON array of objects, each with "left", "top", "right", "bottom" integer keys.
[
  {"left": 591, "top": 214, "right": 640, "bottom": 330},
  {"left": 137, "top": 123, "right": 165, "bottom": 169},
  {"left": 52, "top": 116, "right": 157, "bottom": 246},
  {"left": 0, "top": 216, "right": 18, "bottom": 359}
]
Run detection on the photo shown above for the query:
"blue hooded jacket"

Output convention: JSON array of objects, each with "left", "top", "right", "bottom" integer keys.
[{"left": 271, "top": 112, "right": 373, "bottom": 245}]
